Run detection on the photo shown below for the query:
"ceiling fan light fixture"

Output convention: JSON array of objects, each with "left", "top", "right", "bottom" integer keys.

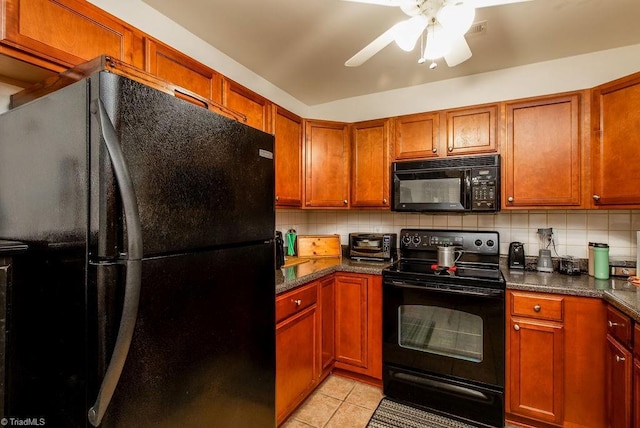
[
  {"left": 424, "top": 23, "right": 452, "bottom": 60},
  {"left": 393, "top": 15, "right": 428, "bottom": 51},
  {"left": 437, "top": 1, "right": 475, "bottom": 36}
]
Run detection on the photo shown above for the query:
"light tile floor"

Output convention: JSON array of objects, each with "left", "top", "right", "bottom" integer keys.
[
  {"left": 281, "top": 375, "right": 383, "bottom": 428},
  {"left": 281, "top": 374, "right": 526, "bottom": 428}
]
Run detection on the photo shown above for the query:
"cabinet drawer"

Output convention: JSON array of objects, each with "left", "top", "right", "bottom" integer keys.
[
  {"left": 510, "top": 292, "right": 564, "bottom": 321},
  {"left": 607, "top": 305, "right": 633, "bottom": 348},
  {"left": 276, "top": 283, "right": 317, "bottom": 323}
]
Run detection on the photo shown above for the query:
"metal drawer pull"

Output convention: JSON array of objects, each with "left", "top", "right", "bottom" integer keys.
[
  {"left": 608, "top": 320, "right": 621, "bottom": 328},
  {"left": 533, "top": 304, "right": 541, "bottom": 312},
  {"left": 514, "top": 324, "right": 520, "bottom": 331},
  {"left": 294, "top": 299, "right": 302, "bottom": 306},
  {"left": 616, "top": 355, "right": 626, "bottom": 362}
]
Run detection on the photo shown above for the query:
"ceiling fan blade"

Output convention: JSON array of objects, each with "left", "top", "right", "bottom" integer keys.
[
  {"left": 340, "top": 0, "right": 407, "bottom": 6},
  {"left": 466, "top": 0, "right": 532, "bottom": 8},
  {"left": 444, "top": 35, "right": 472, "bottom": 67},
  {"left": 345, "top": 26, "right": 397, "bottom": 67}
]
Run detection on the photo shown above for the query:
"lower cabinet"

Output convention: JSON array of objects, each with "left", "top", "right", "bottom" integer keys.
[
  {"left": 275, "top": 281, "right": 320, "bottom": 425},
  {"left": 506, "top": 291, "right": 606, "bottom": 427},
  {"left": 333, "top": 273, "right": 382, "bottom": 380},
  {"left": 275, "top": 272, "right": 382, "bottom": 425},
  {"left": 605, "top": 305, "right": 635, "bottom": 428}
]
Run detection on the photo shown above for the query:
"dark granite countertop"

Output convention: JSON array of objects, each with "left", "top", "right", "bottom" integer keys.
[{"left": 276, "top": 257, "right": 640, "bottom": 323}]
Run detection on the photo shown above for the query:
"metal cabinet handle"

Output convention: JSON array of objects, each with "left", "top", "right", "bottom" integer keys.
[
  {"left": 448, "top": 146, "right": 453, "bottom": 152},
  {"left": 343, "top": 200, "right": 348, "bottom": 205},
  {"left": 294, "top": 299, "right": 302, "bottom": 306},
  {"left": 275, "top": 196, "right": 279, "bottom": 201},
  {"left": 514, "top": 324, "right": 520, "bottom": 331},
  {"left": 616, "top": 355, "right": 626, "bottom": 362},
  {"left": 507, "top": 197, "right": 514, "bottom": 202},
  {"left": 593, "top": 195, "right": 601, "bottom": 201},
  {"left": 534, "top": 304, "right": 541, "bottom": 312},
  {"left": 383, "top": 198, "right": 388, "bottom": 204},
  {"left": 432, "top": 148, "right": 437, "bottom": 153},
  {"left": 608, "top": 320, "right": 621, "bottom": 328}
]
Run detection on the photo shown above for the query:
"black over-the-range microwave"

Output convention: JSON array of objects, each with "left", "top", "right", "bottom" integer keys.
[{"left": 391, "top": 154, "right": 501, "bottom": 213}]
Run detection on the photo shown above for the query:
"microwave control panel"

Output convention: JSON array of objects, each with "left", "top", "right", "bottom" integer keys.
[{"left": 471, "top": 167, "right": 499, "bottom": 210}]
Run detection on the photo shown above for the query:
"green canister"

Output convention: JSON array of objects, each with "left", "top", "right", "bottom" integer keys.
[{"left": 593, "top": 243, "right": 610, "bottom": 280}]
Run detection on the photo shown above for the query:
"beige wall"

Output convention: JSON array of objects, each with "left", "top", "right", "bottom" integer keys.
[{"left": 276, "top": 209, "right": 640, "bottom": 261}]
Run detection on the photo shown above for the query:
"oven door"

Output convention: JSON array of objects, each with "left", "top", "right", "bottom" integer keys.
[
  {"left": 391, "top": 168, "right": 471, "bottom": 212},
  {"left": 382, "top": 277, "right": 505, "bottom": 427}
]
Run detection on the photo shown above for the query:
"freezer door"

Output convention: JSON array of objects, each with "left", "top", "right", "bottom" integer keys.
[
  {"left": 91, "top": 243, "right": 275, "bottom": 427},
  {"left": 89, "top": 72, "right": 275, "bottom": 258}
]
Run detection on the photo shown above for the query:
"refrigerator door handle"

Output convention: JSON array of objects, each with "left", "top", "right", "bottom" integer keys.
[{"left": 88, "top": 99, "right": 144, "bottom": 427}]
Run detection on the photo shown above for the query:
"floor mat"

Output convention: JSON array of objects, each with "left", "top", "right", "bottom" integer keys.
[{"left": 367, "top": 398, "right": 479, "bottom": 428}]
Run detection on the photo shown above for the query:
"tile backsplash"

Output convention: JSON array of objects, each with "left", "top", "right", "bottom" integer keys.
[{"left": 276, "top": 209, "right": 640, "bottom": 261}]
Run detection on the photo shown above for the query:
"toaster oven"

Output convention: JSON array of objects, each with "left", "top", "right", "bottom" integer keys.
[{"left": 349, "top": 233, "right": 397, "bottom": 261}]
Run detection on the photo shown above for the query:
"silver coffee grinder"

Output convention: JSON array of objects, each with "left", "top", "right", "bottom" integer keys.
[{"left": 537, "top": 228, "right": 554, "bottom": 272}]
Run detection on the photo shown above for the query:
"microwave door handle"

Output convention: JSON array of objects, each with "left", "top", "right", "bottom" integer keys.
[{"left": 88, "top": 99, "right": 144, "bottom": 427}]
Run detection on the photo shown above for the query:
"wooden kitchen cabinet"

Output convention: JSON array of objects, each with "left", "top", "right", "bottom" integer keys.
[
  {"left": 351, "top": 119, "right": 390, "bottom": 208},
  {"left": 144, "top": 38, "right": 222, "bottom": 106},
  {"left": 276, "top": 282, "right": 320, "bottom": 425},
  {"left": 507, "top": 291, "right": 565, "bottom": 426},
  {"left": 333, "top": 273, "right": 382, "bottom": 382},
  {"left": 319, "top": 276, "right": 335, "bottom": 378},
  {"left": 223, "top": 77, "right": 272, "bottom": 132},
  {"left": 274, "top": 106, "right": 304, "bottom": 207},
  {"left": 605, "top": 305, "right": 634, "bottom": 428},
  {"left": 591, "top": 71, "right": 640, "bottom": 207},
  {"left": 503, "top": 92, "right": 583, "bottom": 209},
  {"left": 506, "top": 291, "right": 607, "bottom": 427},
  {"left": 445, "top": 104, "right": 498, "bottom": 156},
  {"left": 0, "top": 0, "right": 143, "bottom": 70},
  {"left": 634, "top": 323, "right": 640, "bottom": 428},
  {"left": 393, "top": 111, "right": 440, "bottom": 160},
  {"left": 304, "top": 120, "right": 350, "bottom": 208}
]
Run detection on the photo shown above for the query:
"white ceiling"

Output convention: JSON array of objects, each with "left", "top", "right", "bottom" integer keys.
[{"left": 140, "top": 0, "right": 640, "bottom": 106}]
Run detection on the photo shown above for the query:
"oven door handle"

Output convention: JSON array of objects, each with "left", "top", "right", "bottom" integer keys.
[{"left": 385, "top": 279, "right": 504, "bottom": 298}]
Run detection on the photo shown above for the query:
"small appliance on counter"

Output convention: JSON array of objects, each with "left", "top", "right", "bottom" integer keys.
[
  {"left": 609, "top": 260, "right": 636, "bottom": 277},
  {"left": 536, "top": 228, "right": 554, "bottom": 272},
  {"left": 349, "top": 233, "right": 397, "bottom": 261},
  {"left": 508, "top": 242, "right": 525, "bottom": 270},
  {"left": 558, "top": 256, "right": 581, "bottom": 275},
  {"left": 275, "top": 231, "right": 285, "bottom": 269}
]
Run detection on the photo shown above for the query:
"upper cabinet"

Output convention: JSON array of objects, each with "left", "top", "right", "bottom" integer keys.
[
  {"left": 502, "top": 93, "right": 583, "bottom": 209},
  {"left": 351, "top": 119, "right": 390, "bottom": 209},
  {"left": 393, "top": 112, "right": 440, "bottom": 160},
  {"left": 0, "top": 0, "right": 143, "bottom": 70},
  {"left": 144, "top": 38, "right": 222, "bottom": 106},
  {"left": 591, "top": 72, "right": 640, "bottom": 207},
  {"left": 445, "top": 104, "right": 498, "bottom": 156},
  {"left": 304, "top": 120, "right": 350, "bottom": 209},
  {"left": 274, "top": 106, "right": 304, "bottom": 208},
  {"left": 222, "top": 78, "right": 272, "bottom": 132}
]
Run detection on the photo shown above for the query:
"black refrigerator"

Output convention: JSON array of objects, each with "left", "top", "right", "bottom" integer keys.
[{"left": 0, "top": 71, "right": 276, "bottom": 427}]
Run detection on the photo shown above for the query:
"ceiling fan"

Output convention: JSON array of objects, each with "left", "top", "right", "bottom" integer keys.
[{"left": 343, "top": 0, "right": 532, "bottom": 68}]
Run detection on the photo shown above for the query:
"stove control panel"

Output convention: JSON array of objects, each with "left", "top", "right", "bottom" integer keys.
[{"left": 399, "top": 229, "right": 500, "bottom": 255}]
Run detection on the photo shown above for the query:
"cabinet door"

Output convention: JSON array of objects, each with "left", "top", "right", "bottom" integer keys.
[
  {"left": 274, "top": 106, "right": 303, "bottom": 207},
  {"left": 304, "top": 120, "right": 350, "bottom": 208},
  {"left": 503, "top": 93, "right": 582, "bottom": 208},
  {"left": 508, "top": 317, "right": 564, "bottom": 425},
  {"left": 393, "top": 112, "right": 440, "bottom": 160},
  {"left": 605, "top": 334, "right": 633, "bottom": 428},
  {"left": 334, "top": 274, "right": 368, "bottom": 368},
  {"left": 592, "top": 72, "right": 640, "bottom": 207},
  {"left": 320, "top": 276, "right": 335, "bottom": 374},
  {"left": 351, "top": 119, "right": 390, "bottom": 208},
  {"left": 223, "top": 78, "right": 272, "bottom": 132},
  {"left": 145, "top": 38, "right": 222, "bottom": 106},
  {"left": 445, "top": 104, "right": 498, "bottom": 156},
  {"left": 276, "top": 305, "right": 319, "bottom": 425},
  {"left": 1, "top": 0, "right": 141, "bottom": 68}
]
